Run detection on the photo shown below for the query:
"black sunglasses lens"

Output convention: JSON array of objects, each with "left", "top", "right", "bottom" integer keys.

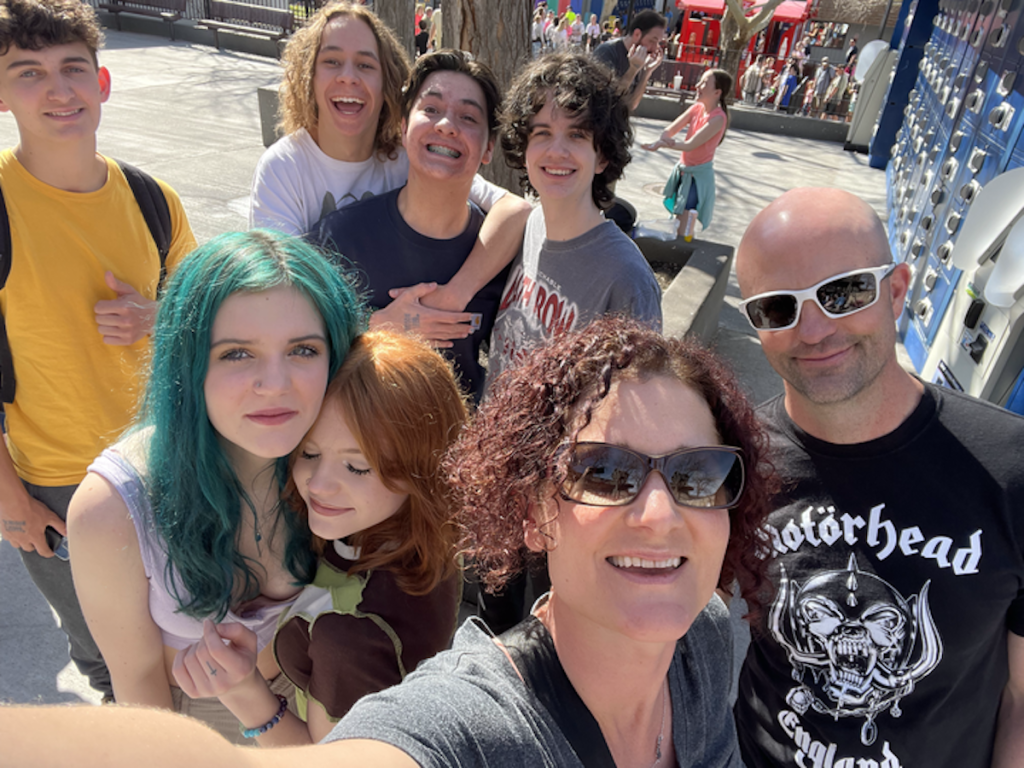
[
  {"left": 665, "top": 450, "right": 744, "bottom": 508},
  {"left": 747, "top": 294, "right": 799, "bottom": 329},
  {"left": 564, "top": 445, "right": 644, "bottom": 505},
  {"left": 817, "top": 273, "right": 878, "bottom": 315},
  {"left": 564, "top": 445, "right": 744, "bottom": 509}
]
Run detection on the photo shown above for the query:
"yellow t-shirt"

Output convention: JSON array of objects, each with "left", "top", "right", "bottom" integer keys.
[{"left": 0, "top": 150, "right": 196, "bottom": 485}]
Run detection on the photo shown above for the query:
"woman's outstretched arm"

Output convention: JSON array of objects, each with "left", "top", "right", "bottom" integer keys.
[
  {"left": 0, "top": 706, "right": 419, "bottom": 768},
  {"left": 68, "top": 473, "right": 174, "bottom": 710}
]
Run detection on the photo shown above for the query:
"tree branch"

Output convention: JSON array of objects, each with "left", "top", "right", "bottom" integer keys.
[{"left": 724, "top": 0, "right": 787, "bottom": 40}]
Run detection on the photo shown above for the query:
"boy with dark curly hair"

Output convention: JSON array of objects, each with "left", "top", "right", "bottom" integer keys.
[
  {"left": 487, "top": 52, "right": 661, "bottom": 389},
  {"left": 481, "top": 52, "right": 661, "bottom": 633}
]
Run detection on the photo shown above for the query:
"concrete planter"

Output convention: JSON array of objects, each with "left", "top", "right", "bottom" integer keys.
[{"left": 635, "top": 236, "right": 734, "bottom": 343}]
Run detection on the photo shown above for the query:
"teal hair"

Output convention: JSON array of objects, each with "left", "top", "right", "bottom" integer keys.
[{"left": 136, "top": 230, "right": 363, "bottom": 620}]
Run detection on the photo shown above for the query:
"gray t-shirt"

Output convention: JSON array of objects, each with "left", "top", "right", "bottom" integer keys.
[
  {"left": 325, "top": 597, "right": 742, "bottom": 767},
  {"left": 593, "top": 39, "right": 630, "bottom": 78},
  {"left": 487, "top": 208, "right": 662, "bottom": 384}
]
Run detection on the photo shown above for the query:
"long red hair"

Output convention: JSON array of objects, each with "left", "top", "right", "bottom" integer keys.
[{"left": 285, "top": 331, "right": 468, "bottom": 595}]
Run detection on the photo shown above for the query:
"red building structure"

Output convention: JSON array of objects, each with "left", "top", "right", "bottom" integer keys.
[{"left": 667, "top": 0, "right": 816, "bottom": 91}]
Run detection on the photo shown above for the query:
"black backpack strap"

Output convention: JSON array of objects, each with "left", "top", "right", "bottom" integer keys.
[
  {"left": 0, "top": 180, "right": 14, "bottom": 404},
  {"left": 0, "top": 162, "right": 173, "bottom": 405},
  {"left": 117, "top": 160, "right": 172, "bottom": 291},
  {"left": 499, "top": 617, "right": 618, "bottom": 768}
]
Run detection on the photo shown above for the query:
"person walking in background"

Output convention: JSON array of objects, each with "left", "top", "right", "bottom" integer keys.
[
  {"left": 757, "top": 56, "right": 776, "bottom": 106},
  {"left": 552, "top": 15, "right": 571, "bottom": 51},
  {"left": 774, "top": 62, "right": 799, "bottom": 112},
  {"left": 542, "top": 9, "right": 556, "bottom": 51},
  {"left": 585, "top": 12, "right": 600, "bottom": 52},
  {"left": 642, "top": 68, "right": 731, "bottom": 240},
  {"left": 544, "top": 12, "right": 560, "bottom": 51},
  {"left": 742, "top": 54, "right": 763, "bottom": 104},
  {"left": 811, "top": 56, "right": 833, "bottom": 116},
  {"left": 570, "top": 13, "right": 584, "bottom": 49},
  {"left": 845, "top": 34, "right": 858, "bottom": 67},
  {"left": 427, "top": 4, "right": 442, "bottom": 51},
  {"left": 794, "top": 34, "right": 811, "bottom": 76},
  {"left": 823, "top": 62, "right": 850, "bottom": 120},
  {"left": 531, "top": 8, "right": 543, "bottom": 57},
  {"left": 414, "top": 17, "right": 428, "bottom": 57}
]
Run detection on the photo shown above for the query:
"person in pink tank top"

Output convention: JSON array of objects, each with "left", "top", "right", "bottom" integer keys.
[{"left": 642, "top": 68, "right": 731, "bottom": 239}]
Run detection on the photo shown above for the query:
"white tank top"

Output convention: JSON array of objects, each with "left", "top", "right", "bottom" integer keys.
[{"left": 87, "top": 445, "right": 293, "bottom": 651}]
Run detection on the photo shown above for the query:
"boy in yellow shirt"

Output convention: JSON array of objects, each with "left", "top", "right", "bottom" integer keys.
[{"left": 0, "top": 0, "right": 195, "bottom": 700}]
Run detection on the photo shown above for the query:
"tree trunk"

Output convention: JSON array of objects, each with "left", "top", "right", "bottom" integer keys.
[
  {"left": 442, "top": 0, "right": 531, "bottom": 190},
  {"left": 601, "top": 0, "right": 618, "bottom": 25},
  {"left": 375, "top": 0, "right": 415, "bottom": 61},
  {"left": 720, "top": 0, "right": 784, "bottom": 104},
  {"left": 719, "top": 10, "right": 744, "bottom": 103}
]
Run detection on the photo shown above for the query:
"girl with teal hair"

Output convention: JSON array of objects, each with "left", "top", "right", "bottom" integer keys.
[{"left": 67, "top": 230, "right": 362, "bottom": 743}]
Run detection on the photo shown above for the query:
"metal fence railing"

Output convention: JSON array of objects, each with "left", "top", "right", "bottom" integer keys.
[
  {"left": 89, "top": 0, "right": 324, "bottom": 25},
  {"left": 647, "top": 48, "right": 723, "bottom": 94}
]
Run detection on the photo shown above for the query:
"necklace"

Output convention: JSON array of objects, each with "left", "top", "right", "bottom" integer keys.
[{"left": 650, "top": 680, "right": 668, "bottom": 768}]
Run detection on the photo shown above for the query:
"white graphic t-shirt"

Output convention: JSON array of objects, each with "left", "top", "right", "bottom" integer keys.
[{"left": 249, "top": 129, "right": 507, "bottom": 235}]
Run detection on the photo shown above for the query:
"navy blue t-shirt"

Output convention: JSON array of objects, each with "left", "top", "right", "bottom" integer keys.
[{"left": 310, "top": 186, "right": 507, "bottom": 400}]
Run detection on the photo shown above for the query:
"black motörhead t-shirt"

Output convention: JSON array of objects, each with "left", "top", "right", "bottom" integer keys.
[{"left": 735, "top": 384, "right": 1024, "bottom": 768}]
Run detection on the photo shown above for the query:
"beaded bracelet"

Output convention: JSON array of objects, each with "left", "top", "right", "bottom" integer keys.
[{"left": 240, "top": 694, "right": 289, "bottom": 739}]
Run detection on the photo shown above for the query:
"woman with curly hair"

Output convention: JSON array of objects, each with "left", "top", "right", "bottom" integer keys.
[
  {"left": 250, "top": 2, "right": 529, "bottom": 344},
  {"left": 67, "top": 231, "right": 362, "bottom": 742},
  {"left": 170, "top": 331, "right": 467, "bottom": 745},
  {"left": 9, "top": 317, "right": 774, "bottom": 767},
  {"left": 319, "top": 315, "right": 773, "bottom": 766}
]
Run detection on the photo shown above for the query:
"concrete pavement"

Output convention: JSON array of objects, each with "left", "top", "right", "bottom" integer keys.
[{"left": 0, "top": 30, "right": 886, "bottom": 705}]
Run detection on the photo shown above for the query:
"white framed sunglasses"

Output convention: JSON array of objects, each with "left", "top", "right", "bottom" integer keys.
[{"left": 738, "top": 264, "right": 897, "bottom": 332}]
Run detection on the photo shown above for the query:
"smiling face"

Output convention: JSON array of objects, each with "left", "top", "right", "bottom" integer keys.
[
  {"left": 525, "top": 99, "right": 606, "bottom": 211},
  {"left": 312, "top": 14, "right": 384, "bottom": 162},
  {"left": 0, "top": 41, "right": 110, "bottom": 150},
  {"left": 402, "top": 69, "right": 493, "bottom": 185},
  {"left": 736, "top": 190, "right": 907, "bottom": 408},
  {"left": 694, "top": 71, "right": 721, "bottom": 105},
  {"left": 204, "top": 286, "right": 330, "bottom": 467},
  {"left": 292, "top": 400, "right": 408, "bottom": 542},
  {"left": 631, "top": 24, "right": 666, "bottom": 55},
  {"left": 531, "top": 376, "right": 730, "bottom": 643}
]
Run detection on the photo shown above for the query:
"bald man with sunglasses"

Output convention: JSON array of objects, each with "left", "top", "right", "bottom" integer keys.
[{"left": 732, "top": 188, "right": 1024, "bottom": 768}]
